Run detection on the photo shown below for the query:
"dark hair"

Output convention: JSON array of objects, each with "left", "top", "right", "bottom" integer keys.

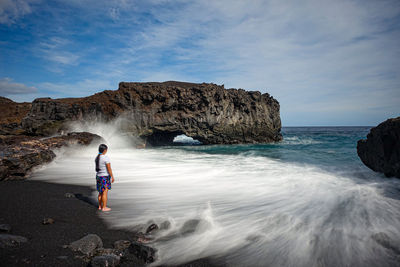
[{"left": 95, "top": 144, "right": 108, "bottom": 172}]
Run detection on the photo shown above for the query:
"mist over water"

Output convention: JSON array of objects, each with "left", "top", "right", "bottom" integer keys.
[{"left": 31, "top": 123, "right": 400, "bottom": 266}]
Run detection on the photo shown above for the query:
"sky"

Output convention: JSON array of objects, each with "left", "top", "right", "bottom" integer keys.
[{"left": 0, "top": 0, "right": 399, "bottom": 126}]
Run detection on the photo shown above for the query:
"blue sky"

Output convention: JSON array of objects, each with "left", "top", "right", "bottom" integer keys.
[{"left": 0, "top": 0, "right": 399, "bottom": 126}]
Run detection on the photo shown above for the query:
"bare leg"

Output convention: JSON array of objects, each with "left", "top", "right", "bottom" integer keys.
[
  {"left": 98, "top": 193, "right": 102, "bottom": 210},
  {"left": 101, "top": 189, "right": 111, "bottom": 211}
]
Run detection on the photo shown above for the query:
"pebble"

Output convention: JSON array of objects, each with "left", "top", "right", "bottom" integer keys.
[
  {"left": 42, "top": 218, "right": 55, "bottom": 225},
  {"left": 0, "top": 224, "right": 11, "bottom": 232}
]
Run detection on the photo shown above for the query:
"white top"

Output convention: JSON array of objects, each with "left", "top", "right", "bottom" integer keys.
[{"left": 96, "top": 154, "right": 110, "bottom": 176}]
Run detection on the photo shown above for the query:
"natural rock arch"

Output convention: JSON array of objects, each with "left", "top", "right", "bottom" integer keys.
[{"left": 22, "top": 81, "right": 282, "bottom": 146}]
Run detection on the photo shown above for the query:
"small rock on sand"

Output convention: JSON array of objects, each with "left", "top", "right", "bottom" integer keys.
[
  {"left": 69, "top": 234, "right": 103, "bottom": 255},
  {"left": 64, "top": 192, "right": 75, "bottom": 198},
  {"left": 0, "top": 234, "right": 28, "bottom": 248},
  {"left": 42, "top": 218, "right": 55, "bottom": 225},
  {"left": 0, "top": 223, "right": 11, "bottom": 232}
]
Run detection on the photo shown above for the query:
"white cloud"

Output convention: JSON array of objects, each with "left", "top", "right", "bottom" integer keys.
[
  {"left": 109, "top": 0, "right": 399, "bottom": 125},
  {"left": 0, "top": 77, "right": 38, "bottom": 95},
  {"left": 36, "top": 37, "right": 80, "bottom": 67},
  {"left": 0, "top": 0, "right": 38, "bottom": 24},
  {"left": 3, "top": 0, "right": 399, "bottom": 125}
]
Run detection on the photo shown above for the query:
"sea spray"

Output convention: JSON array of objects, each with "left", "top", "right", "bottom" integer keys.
[{"left": 31, "top": 123, "right": 400, "bottom": 266}]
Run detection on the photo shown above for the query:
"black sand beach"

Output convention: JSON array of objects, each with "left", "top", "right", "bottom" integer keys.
[
  {"left": 0, "top": 180, "right": 219, "bottom": 267},
  {"left": 0, "top": 180, "right": 137, "bottom": 266}
]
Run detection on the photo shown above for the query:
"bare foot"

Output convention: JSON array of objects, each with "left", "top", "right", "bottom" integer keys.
[
  {"left": 98, "top": 206, "right": 102, "bottom": 210},
  {"left": 102, "top": 207, "right": 111, "bottom": 211}
]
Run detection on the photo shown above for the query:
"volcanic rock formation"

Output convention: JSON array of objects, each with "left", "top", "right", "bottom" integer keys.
[
  {"left": 0, "top": 132, "right": 103, "bottom": 180},
  {"left": 357, "top": 117, "right": 400, "bottom": 178},
  {"left": 0, "top": 97, "right": 31, "bottom": 135},
  {"left": 22, "top": 81, "right": 282, "bottom": 145}
]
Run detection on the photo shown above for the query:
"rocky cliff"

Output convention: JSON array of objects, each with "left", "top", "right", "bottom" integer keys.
[
  {"left": 22, "top": 81, "right": 282, "bottom": 145},
  {"left": 357, "top": 117, "right": 400, "bottom": 178},
  {"left": 0, "top": 97, "right": 31, "bottom": 135},
  {"left": 0, "top": 132, "right": 102, "bottom": 180}
]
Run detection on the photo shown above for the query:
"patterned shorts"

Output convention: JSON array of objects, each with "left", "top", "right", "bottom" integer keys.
[{"left": 96, "top": 175, "right": 111, "bottom": 193}]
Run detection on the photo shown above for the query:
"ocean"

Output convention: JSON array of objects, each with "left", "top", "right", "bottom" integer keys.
[{"left": 31, "top": 125, "right": 400, "bottom": 266}]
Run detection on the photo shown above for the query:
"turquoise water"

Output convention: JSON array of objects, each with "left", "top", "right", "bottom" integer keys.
[{"left": 169, "top": 126, "right": 372, "bottom": 172}]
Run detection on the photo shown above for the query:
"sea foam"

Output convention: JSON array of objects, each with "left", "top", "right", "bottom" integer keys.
[{"left": 31, "top": 122, "right": 400, "bottom": 266}]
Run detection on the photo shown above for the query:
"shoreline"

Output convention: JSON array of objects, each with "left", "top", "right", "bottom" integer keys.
[
  {"left": 0, "top": 179, "right": 137, "bottom": 266},
  {"left": 0, "top": 179, "right": 219, "bottom": 266}
]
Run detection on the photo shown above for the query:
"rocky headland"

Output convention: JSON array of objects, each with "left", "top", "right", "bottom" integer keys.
[
  {"left": 357, "top": 117, "right": 400, "bottom": 178},
  {"left": 22, "top": 81, "right": 282, "bottom": 145},
  {"left": 1, "top": 81, "right": 282, "bottom": 179}
]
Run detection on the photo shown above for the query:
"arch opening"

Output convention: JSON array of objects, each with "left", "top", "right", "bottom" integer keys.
[
  {"left": 145, "top": 130, "right": 202, "bottom": 146},
  {"left": 173, "top": 134, "right": 202, "bottom": 145}
]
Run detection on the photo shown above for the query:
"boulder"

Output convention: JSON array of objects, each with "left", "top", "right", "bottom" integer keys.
[
  {"left": 357, "top": 117, "right": 400, "bottom": 178},
  {"left": 22, "top": 81, "right": 282, "bottom": 145},
  {"left": 128, "top": 241, "right": 156, "bottom": 263},
  {"left": 69, "top": 234, "right": 103, "bottom": 255}
]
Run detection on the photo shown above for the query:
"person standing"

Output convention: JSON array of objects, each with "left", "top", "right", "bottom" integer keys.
[{"left": 95, "top": 144, "right": 115, "bottom": 211}]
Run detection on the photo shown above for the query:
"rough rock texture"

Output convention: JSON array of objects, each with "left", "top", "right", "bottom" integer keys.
[
  {"left": 69, "top": 234, "right": 103, "bottom": 255},
  {"left": 0, "top": 234, "right": 28, "bottom": 248},
  {"left": 128, "top": 241, "right": 156, "bottom": 263},
  {"left": 22, "top": 81, "right": 282, "bottom": 145},
  {"left": 0, "top": 97, "right": 31, "bottom": 135},
  {"left": 0, "top": 132, "right": 102, "bottom": 180},
  {"left": 91, "top": 254, "right": 120, "bottom": 267},
  {"left": 357, "top": 117, "right": 400, "bottom": 178}
]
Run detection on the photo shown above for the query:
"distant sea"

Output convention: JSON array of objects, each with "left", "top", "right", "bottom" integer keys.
[{"left": 32, "top": 126, "right": 400, "bottom": 267}]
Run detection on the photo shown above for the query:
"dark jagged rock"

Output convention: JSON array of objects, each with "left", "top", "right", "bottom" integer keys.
[
  {"left": 91, "top": 254, "right": 120, "bottom": 267},
  {"left": 0, "top": 132, "right": 103, "bottom": 180},
  {"left": 0, "top": 97, "right": 31, "bottom": 135},
  {"left": 114, "top": 240, "right": 131, "bottom": 251},
  {"left": 69, "top": 234, "right": 103, "bottom": 256},
  {"left": 128, "top": 241, "right": 156, "bottom": 263},
  {"left": 22, "top": 81, "right": 282, "bottom": 145},
  {"left": 0, "top": 224, "right": 11, "bottom": 233},
  {"left": 357, "top": 117, "right": 400, "bottom": 178}
]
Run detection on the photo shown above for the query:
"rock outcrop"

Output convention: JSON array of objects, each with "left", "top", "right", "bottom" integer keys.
[
  {"left": 357, "top": 117, "right": 400, "bottom": 178},
  {"left": 0, "top": 97, "right": 31, "bottom": 135},
  {"left": 0, "top": 132, "right": 102, "bottom": 180},
  {"left": 22, "top": 81, "right": 282, "bottom": 145}
]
